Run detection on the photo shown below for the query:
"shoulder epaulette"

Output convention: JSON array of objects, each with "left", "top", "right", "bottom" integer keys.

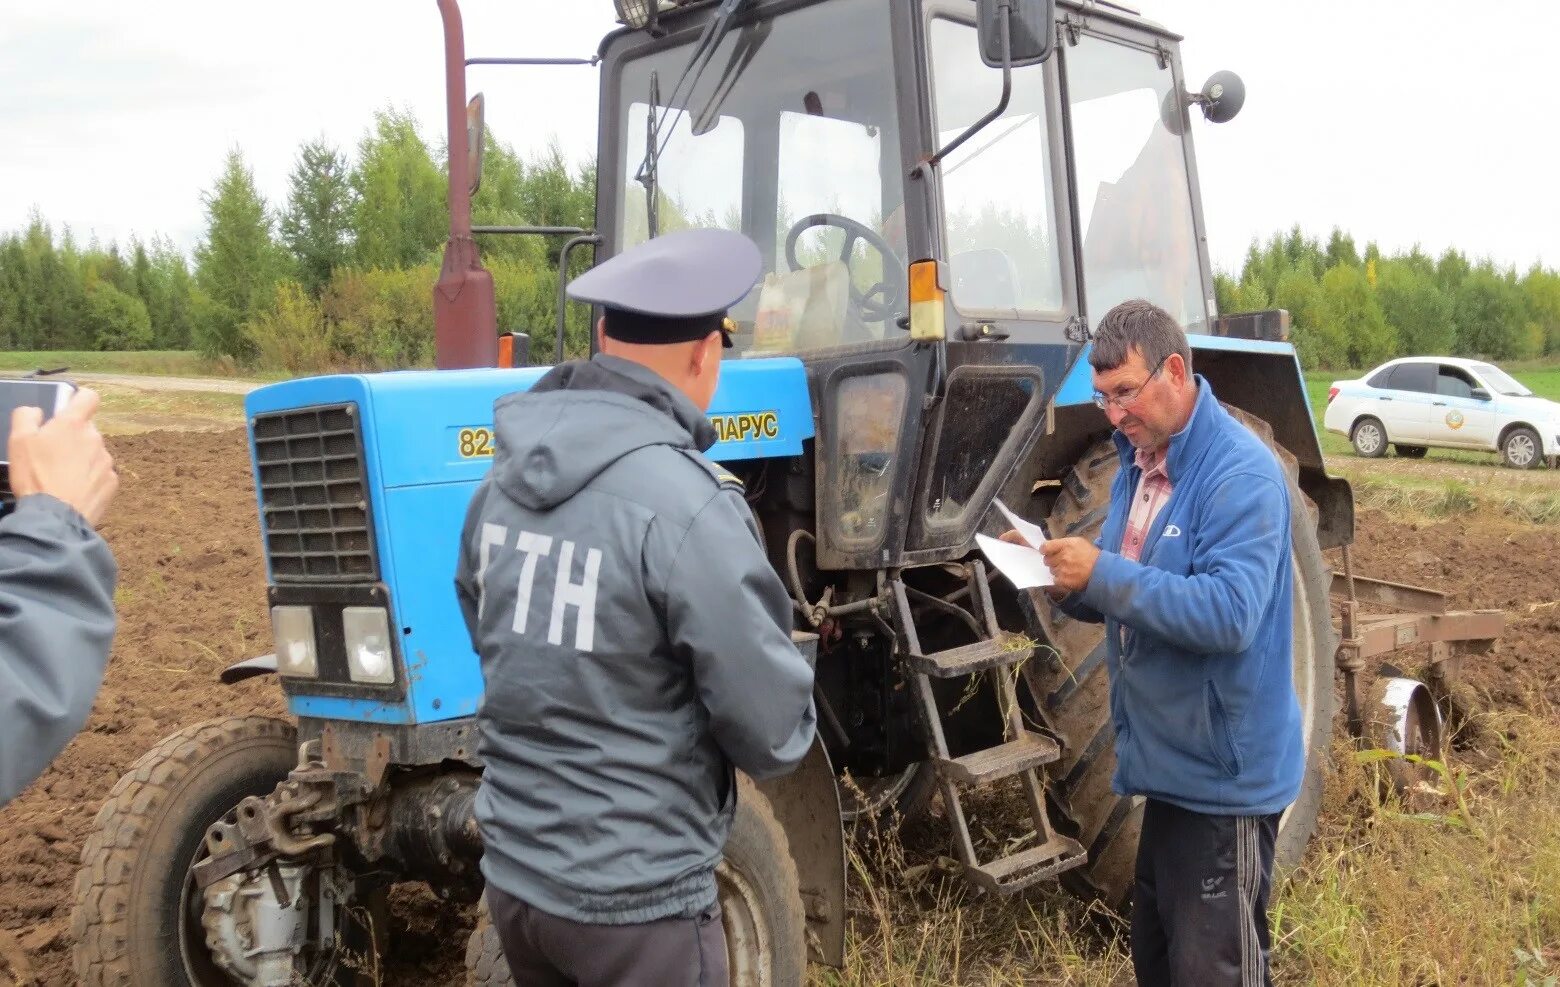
[{"left": 676, "top": 448, "right": 745, "bottom": 493}]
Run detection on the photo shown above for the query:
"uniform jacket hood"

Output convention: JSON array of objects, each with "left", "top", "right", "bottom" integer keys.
[{"left": 491, "top": 353, "right": 718, "bottom": 510}]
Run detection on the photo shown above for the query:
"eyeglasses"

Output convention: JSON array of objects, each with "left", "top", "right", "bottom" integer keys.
[{"left": 1092, "top": 357, "right": 1168, "bottom": 411}]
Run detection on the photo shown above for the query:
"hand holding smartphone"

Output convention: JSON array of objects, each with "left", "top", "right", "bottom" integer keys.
[{"left": 0, "top": 380, "right": 118, "bottom": 526}]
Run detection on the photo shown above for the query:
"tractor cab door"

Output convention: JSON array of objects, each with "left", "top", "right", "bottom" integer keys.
[
  {"left": 900, "top": 5, "right": 1080, "bottom": 560},
  {"left": 1060, "top": 20, "right": 1215, "bottom": 335}
]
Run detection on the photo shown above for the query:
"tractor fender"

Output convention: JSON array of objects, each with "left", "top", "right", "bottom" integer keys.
[
  {"left": 219, "top": 653, "right": 277, "bottom": 684},
  {"left": 753, "top": 735, "right": 846, "bottom": 968}
]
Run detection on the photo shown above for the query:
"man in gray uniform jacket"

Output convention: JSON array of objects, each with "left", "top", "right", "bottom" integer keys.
[
  {"left": 0, "top": 387, "right": 119, "bottom": 806},
  {"left": 455, "top": 228, "right": 817, "bottom": 987}
]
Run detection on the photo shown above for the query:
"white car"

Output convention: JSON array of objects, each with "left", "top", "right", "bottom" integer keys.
[{"left": 1324, "top": 357, "right": 1560, "bottom": 469}]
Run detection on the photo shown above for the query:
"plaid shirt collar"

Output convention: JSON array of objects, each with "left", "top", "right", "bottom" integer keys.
[{"left": 1134, "top": 443, "right": 1170, "bottom": 482}]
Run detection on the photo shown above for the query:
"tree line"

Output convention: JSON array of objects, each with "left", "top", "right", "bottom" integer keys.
[
  {"left": 3, "top": 113, "right": 1557, "bottom": 373},
  {"left": 1215, "top": 228, "right": 1560, "bottom": 370},
  {"left": 0, "top": 108, "right": 597, "bottom": 370}
]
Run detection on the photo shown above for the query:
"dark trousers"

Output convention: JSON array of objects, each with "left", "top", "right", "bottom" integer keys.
[
  {"left": 1131, "top": 798, "right": 1279, "bottom": 987},
  {"left": 486, "top": 885, "right": 729, "bottom": 987}
]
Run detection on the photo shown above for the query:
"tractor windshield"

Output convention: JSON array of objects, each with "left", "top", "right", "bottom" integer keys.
[
  {"left": 1065, "top": 33, "right": 1208, "bottom": 331},
  {"left": 612, "top": 0, "right": 908, "bottom": 356}
]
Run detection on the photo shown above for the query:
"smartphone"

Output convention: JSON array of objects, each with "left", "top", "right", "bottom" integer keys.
[
  {"left": 0, "top": 380, "right": 76, "bottom": 509},
  {"left": 0, "top": 379, "right": 76, "bottom": 462}
]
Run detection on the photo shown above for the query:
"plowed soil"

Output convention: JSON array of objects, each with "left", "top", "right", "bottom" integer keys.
[{"left": 2, "top": 429, "right": 1557, "bottom": 985}]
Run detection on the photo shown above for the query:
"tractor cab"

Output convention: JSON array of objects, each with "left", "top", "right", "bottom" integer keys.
[{"left": 588, "top": 0, "right": 1236, "bottom": 573}]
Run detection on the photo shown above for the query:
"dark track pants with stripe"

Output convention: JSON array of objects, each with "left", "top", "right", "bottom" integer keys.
[
  {"left": 1131, "top": 798, "right": 1279, "bottom": 987},
  {"left": 487, "top": 885, "right": 729, "bottom": 987}
]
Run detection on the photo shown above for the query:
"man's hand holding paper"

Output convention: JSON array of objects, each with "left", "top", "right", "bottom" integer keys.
[{"left": 975, "top": 499, "right": 1056, "bottom": 591}]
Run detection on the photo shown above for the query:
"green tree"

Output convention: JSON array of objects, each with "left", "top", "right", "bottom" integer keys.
[
  {"left": 82, "top": 280, "right": 153, "bottom": 350},
  {"left": 194, "top": 148, "right": 284, "bottom": 358},
  {"left": 135, "top": 237, "right": 199, "bottom": 349},
  {"left": 1282, "top": 226, "right": 1326, "bottom": 280},
  {"left": 468, "top": 131, "right": 554, "bottom": 269},
  {"left": 1521, "top": 266, "right": 1560, "bottom": 355},
  {"left": 245, "top": 280, "right": 332, "bottom": 372},
  {"left": 25, "top": 218, "right": 90, "bottom": 349},
  {"left": 1325, "top": 228, "right": 1360, "bottom": 269},
  {"left": 1436, "top": 248, "right": 1470, "bottom": 295},
  {"left": 1454, "top": 266, "right": 1527, "bottom": 359},
  {"left": 1213, "top": 272, "right": 1239, "bottom": 316},
  {"left": 350, "top": 109, "right": 446, "bottom": 269},
  {"left": 280, "top": 138, "right": 356, "bottom": 296},
  {"left": 1376, "top": 261, "right": 1455, "bottom": 356},
  {"left": 1316, "top": 264, "right": 1393, "bottom": 368},
  {"left": 1400, "top": 244, "right": 1436, "bottom": 278},
  {"left": 1274, "top": 267, "right": 1319, "bottom": 330}
]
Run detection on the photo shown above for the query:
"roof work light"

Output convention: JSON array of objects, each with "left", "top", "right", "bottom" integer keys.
[{"left": 613, "top": 0, "right": 656, "bottom": 29}]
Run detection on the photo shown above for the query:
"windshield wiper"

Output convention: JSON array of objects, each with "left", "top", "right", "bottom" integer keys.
[
  {"left": 690, "top": 18, "right": 771, "bottom": 136},
  {"left": 633, "top": 0, "right": 750, "bottom": 231},
  {"left": 640, "top": 71, "right": 662, "bottom": 236}
]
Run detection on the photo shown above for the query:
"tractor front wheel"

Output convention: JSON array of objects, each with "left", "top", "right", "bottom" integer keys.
[
  {"left": 72, "top": 716, "right": 383, "bottom": 985},
  {"left": 71, "top": 717, "right": 298, "bottom": 986}
]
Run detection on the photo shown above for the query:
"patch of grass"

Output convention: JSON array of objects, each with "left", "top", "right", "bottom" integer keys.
[
  {"left": 94, "top": 385, "right": 246, "bottom": 435},
  {"left": 1275, "top": 702, "right": 1560, "bottom": 985},
  {"left": 1344, "top": 472, "right": 1560, "bottom": 525},
  {"left": 814, "top": 792, "right": 1131, "bottom": 985},
  {"left": 0, "top": 350, "right": 227, "bottom": 377},
  {"left": 824, "top": 697, "right": 1560, "bottom": 985}
]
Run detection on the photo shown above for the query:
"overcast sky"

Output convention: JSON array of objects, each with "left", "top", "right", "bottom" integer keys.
[{"left": 2, "top": 1, "right": 1556, "bottom": 274}]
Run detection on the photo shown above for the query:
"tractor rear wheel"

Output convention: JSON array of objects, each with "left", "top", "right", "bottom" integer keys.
[
  {"left": 466, "top": 773, "right": 806, "bottom": 986},
  {"left": 1016, "top": 412, "right": 1335, "bottom": 909}
]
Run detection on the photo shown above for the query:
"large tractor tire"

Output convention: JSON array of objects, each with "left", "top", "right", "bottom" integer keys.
[
  {"left": 72, "top": 716, "right": 299, "bottom": 985},
  {"left": 73, "top": 716, "right": 383, "bottom": 986},
  {"left": 1018, "top": 411, "right": 1336, "bottom": 909},
  {"left": 466, "top": 774, "right": 806, "bottom": 986}
]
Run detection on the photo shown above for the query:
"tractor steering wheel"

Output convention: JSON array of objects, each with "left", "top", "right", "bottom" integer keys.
[{"left": 783, "top": 213, "right": 907, "bottom": 325}]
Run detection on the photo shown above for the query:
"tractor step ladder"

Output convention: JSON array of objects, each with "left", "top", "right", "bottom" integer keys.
[{"left": 892, "top": 561, "right": 1087, "bottom": 894}]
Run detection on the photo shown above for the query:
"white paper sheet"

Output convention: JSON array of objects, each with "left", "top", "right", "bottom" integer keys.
[
  {"left": 976, "top": 499, "right": 1055, "bottom": 589},
  {"left": 992, "top": 498, "right": 1048, "bottom": 550},
  {"left": 975, "top": 534, "right": 1055, "bottom": 589}
]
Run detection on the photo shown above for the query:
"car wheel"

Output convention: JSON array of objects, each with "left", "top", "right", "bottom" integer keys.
[
  {"left": 1393, "top": 444, "right": 1428, "bottom": 459},
  {"left": 1502, "top": 426, "right": 1542, "bottom": 469},
  {"left": 1352, "top": 417, "right": 1387, "bottom": 458}
]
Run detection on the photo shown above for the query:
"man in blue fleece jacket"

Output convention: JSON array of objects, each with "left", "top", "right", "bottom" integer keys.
[{"left": 1011, "top": 300, "right": 1301, "bottom": 986}]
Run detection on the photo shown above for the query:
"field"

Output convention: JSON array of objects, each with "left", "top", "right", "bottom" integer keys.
[{"left": 0, "top": 383, "right": 1557, "bottom": 985}]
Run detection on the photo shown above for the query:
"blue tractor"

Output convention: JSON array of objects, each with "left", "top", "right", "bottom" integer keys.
[{"left": 71, "top": 0, "right": 1367, "bottom": 982}]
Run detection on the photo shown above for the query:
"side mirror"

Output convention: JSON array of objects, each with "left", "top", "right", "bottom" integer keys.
[
  {"left": 466, "top": 93, "right": 486, "bottom": 198},
  {"left": 977, "top": 0, "right": 1057, "bottom": 69},
  {"left": 1470, "top": 387, "right": 1491, "bottom": 401},
  {"left": 1195, "top": 71, "right": 1245, "bottom": 124}
]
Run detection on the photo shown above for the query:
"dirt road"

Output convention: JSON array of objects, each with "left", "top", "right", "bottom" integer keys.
[{"left": 1, "top": 428, "right": 1557, "bottom": 984}]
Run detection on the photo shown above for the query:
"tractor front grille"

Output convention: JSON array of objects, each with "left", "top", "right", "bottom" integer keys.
[{"left": 252, "top": 404, "right": 377, "bottom": 583}]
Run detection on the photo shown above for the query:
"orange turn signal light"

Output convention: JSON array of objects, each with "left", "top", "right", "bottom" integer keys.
[{"left": 909, "top": 260, "right": 947, "bottom": 342}]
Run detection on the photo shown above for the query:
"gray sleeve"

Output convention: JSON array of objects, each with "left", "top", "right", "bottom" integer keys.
[
  {"left": 0, "top": 495, "right": 118, "bottom": 806},
  {"left": 665, "top": 489, "right": 817, "bottom": 781}
]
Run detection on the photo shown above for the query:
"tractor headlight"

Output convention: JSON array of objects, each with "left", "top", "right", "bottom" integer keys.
[
  {"left": 271, "top": 606, "right": 318, "bottom": 678},
  {"left": 343, "top": 607, "right": 396, "bottom": 685}
]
